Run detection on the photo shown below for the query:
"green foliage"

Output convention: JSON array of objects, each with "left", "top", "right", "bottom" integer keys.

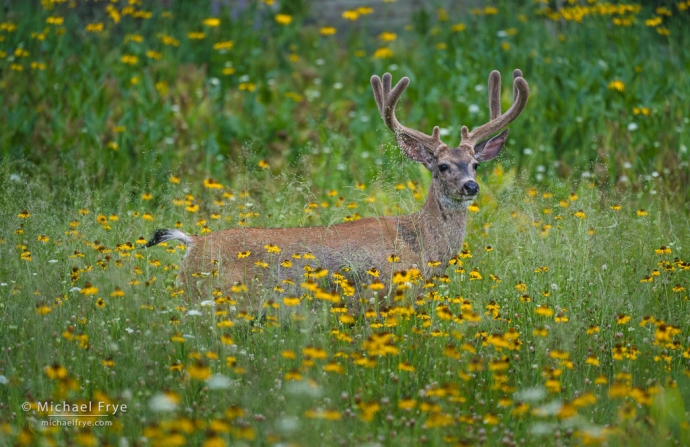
[{"left": 2, "top": 1, "right": 690, "bottom": 446}]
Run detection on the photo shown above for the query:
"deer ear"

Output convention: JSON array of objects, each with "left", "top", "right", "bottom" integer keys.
[
  {"left": 397, "top": 133, "right": 435, "bottom": 168},
  {"left": 474, "top": 129, "right": 509, "bottom": 162}
]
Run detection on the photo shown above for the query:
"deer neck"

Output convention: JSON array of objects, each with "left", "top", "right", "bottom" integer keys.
[{"left": 408, "top": 181, "right": 468, "bottom": 263}]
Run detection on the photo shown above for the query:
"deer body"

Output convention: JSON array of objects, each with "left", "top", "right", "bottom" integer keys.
[{"left": 148, "top": 70, "right": 529, "bottom": 306}]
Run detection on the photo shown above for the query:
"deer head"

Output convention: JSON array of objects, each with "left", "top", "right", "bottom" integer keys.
[{"left": 371, "top": 70, "right": 530, "bottom": 207}]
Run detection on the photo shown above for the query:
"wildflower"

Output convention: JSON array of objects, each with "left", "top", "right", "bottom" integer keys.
[
  {"left": 110, "top": 287, "right": 124, "bottom": 297},
  {"left": 452, "top": 23, "right": 466, "bottom": 32},
  {"left": 18, "top": 210, "right": 31, "bottom": 218},
  {"left": 95, "top": 298, "right": 106, "bottom": 308},
  {"left": 574, "top": 210, "right": 586, "bottom": 218},
  {"left": 387, "top": 254, "right": 400, "bottom": 263},
  {"left": 468, "top": 203, "right": 479, "bottom": 212},
  {"left": 187, "top": 31, "right": 205, "bottom": 39},
  {"left": 378, "top": 31, "right": 397, "bottom": 42},
  {"left": 80, "top": 282, "right": 99, "bottom": 296},
  {"left": 320, "top": 26, "right": 336, "bottom": 35},
  {"left": 237, "top": 251, "right": 250, "bottom": 259},
  {"left": 45, "top": 363, "right": 68, "bottom": 379},
  {"left": 608, "top": 79, "right": 625, "bottom": 92},
  {"left": 203, "top": 178, "right": 223, "bottom": 189},
  {"left": 275, "top": 14, "right": 292, "bottom": 25},
  {"left": 535, "top": 305, "right": 553, "bottom": 317},
  {"left": 636, "top": 209, "right": 648, "bottom": 216},
  {"left": 36, "top": 303, "right": 51, "bottom": 315},
  {"left": 46, "top": 16, "right": 64, "bottom": 25},
  {"left": 283, "top": 297, "right": 300, "bottom": 306},
  {"left": 264, "top": 244, "right": 281, "bottom": 253},
  {"left": 515, "top": 282, "right": 527, "bottom": 292},
  {"left": 188, "top": 361, "right": 211, "bottom": 380},
  {"left": 373, "top": 47, "right": 393, "bottom": 59},
  {"left": 617, "top": 314, "right": 630, "bottom": 325},
  {"left": 203, "top": 18, "right": 220, "bottom": 27},
  {"left": 342, "top": 10, "right": 360, "bottom": 20},
  {"left": 121, "top": 55, "right": 139, "bottom": 65}
]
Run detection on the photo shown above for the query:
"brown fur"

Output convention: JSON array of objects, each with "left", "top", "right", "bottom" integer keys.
[{"left": 152, "top": 71, "right": 530, "bottom": 310}]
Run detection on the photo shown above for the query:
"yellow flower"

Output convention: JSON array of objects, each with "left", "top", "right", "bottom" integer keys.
[
  {"left": 258, "top": 159, "right": 269, "bottom": 169},
  {"left": 608, "top": 80, "right": 625, "bottom": 92},
  {"left": 535, "top": 305, "right": 554, "bottom": 317},
  {"left": 80, "top": 282, "right": 99, "bottom": 296},
  {"left": 188, "top": 32, "right": 205, "bottom": 39},
  {"left": 283, "top": 297, "right": 300, "bottom": 306},
  {"left": 452, "top": 23, "right": 466, "bottom": 32},
  {"left": 636, "top": 209, "right": 648, "bottom": 216},
  {"left": 323, "top": 362, "right": 344, "bottom": 374},
  {"left": 86, "top": 23, "right": 104, "bottom": 32},
  {"left": 320, "top": 26, "right": 336, "bottom": 35},
  {"left": 203, "top": 18, "right": 220, "bottom": 27},
  {"left": 373, "top": 47, "right": 393, "bottom": 59},
  {"left": 214, "top": 41, "right": 234, "bottom": 51},
  {"left": 275, "top": 14, "right": 292, "bottom": 25},
  {"left": 645, "top": 16, "right": 663, "bottom": 26},
  {"left": 203, "top": 178, "right": 223, "bottom": 189},
  {"left": 46, "top": 16, "right": 64, "bottom": 25},
  {"left": 121, "top": 55, "right": 139, "bottom": 65},
  {"left": 237, "top": 251, "right": 251, "bottom": 259},
  {"left": 378, "top": 31, "right": 397, "bottom": 42},
  {"left": 342, "top": 10, "right": 359, "bottom": 20}
]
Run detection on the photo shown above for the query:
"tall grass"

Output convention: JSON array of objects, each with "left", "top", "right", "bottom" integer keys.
[{"left": 1, "top": 1, "right": 690, "bottom": 446}]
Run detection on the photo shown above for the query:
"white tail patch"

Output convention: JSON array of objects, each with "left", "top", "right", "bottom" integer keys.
[{"left": 146, "top": 229, "right": 192, "bottom": 247}]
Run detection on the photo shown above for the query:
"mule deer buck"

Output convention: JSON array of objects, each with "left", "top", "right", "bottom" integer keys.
[{"left": 147, "top": 70, "right": 529, "bottom": 308}]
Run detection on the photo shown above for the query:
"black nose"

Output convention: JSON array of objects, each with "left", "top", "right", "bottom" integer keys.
[{"left": 464, "top": 181, "right": 479, "bottom": 196}]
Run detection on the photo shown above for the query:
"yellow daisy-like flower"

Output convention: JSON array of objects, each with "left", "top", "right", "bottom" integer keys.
[
  {"left": 275, "top": 14, "right": 292, "bottom": 25},
  {"left": 264, "top": 244, "right": 281, "bottom": 253},
  {"left": 237, "top": 251, "right": 251, "bottom": 259},
  {"left": 203, "top": 18, "right": 220, "bottom": 27}
]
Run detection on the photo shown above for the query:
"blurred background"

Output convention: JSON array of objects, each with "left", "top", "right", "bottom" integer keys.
[{"left": 1, "top": 0, "right": 688, "bottom": 206}]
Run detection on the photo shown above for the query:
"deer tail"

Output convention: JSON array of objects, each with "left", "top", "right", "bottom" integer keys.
[{"left": 146, "top": 229, "right": 193, "bottom": 247}]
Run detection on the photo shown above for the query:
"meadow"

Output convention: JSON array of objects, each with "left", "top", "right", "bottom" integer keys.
[{"left": 1, "top": 0, "right": 690, "bottom": 446}]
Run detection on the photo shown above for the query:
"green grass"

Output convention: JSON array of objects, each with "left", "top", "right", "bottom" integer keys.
[{"left": 2, "top": 0, "right": 690, "bottom": 446}]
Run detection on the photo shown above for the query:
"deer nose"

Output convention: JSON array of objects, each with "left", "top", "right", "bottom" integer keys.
[{"left": 464, "top": 181, "right": 479, "bottom": 196}]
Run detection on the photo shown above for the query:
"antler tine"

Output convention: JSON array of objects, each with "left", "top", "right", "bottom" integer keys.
[
  {"left": 371, "top": 73, "right": 443, "bottom": 150},
  {"left": 512, "top": 69, "right": 522, "bottom": 102},
  {"left": 488, "top": 70, "right": 501, "bottom": 121},
  {"left": 461, "top": 71, "right": 530, "bottom": 147}
]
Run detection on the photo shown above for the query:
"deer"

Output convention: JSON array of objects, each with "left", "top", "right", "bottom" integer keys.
[{"left": 146, "top": 70, "right": 530, "bottom": 311}]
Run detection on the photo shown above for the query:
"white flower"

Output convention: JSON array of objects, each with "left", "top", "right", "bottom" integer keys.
[
  {"left": 186, "top": 310, "right": 202, "bottom": 316},
  {"left": 207, "top": 374, "right": 234, "bottom": 390},
  {"left": 627, "top": 122, "right": 638, "bottom": 131},
  {"left": 149, "top": 393, "right": 178, "bottom": 412},
  {"left": 468, "top": 104, "right": 480, "bottom": 114}
]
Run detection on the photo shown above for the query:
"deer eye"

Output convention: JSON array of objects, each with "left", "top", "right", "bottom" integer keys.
[{"left": 438, "top": 164, "right": 449, "bottom": 172}]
